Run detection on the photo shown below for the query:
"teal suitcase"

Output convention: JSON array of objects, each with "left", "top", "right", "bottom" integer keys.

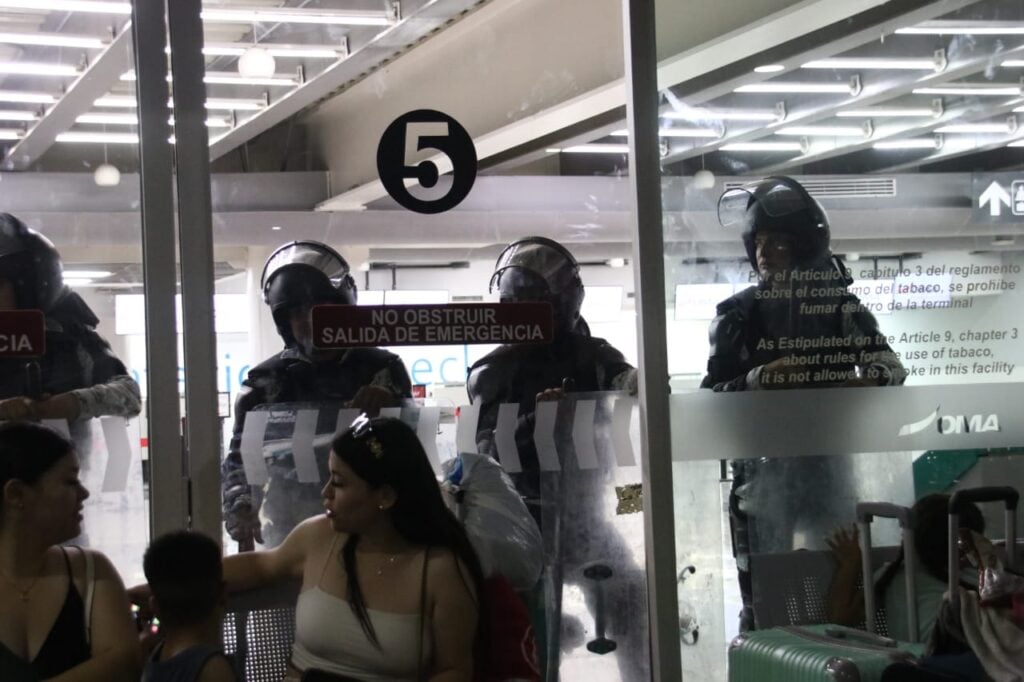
[{"left": 728, "top": 624, "right": 926, "bottom": 682}]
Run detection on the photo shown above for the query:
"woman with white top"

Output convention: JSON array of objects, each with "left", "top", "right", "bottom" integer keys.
[{"left": 223, "top": 415, "right": 483, "bottom": 681}]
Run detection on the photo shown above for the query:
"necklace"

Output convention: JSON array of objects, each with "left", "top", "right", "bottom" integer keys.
[
  {"left": 0, "top": 563, "right": 42, "bottom": 602},
  {"left": 376, "top": 555, "right": 397, "bottom": 577}
]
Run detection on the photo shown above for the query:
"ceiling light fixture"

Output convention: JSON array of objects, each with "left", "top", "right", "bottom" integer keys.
[
  {"left": 1001, "top": 60, "right": 1024, "bottom": 68},
  {"left": 913, "top": 85, "right": 1021, "bottom": 96},
  {"left": 0, "top": 0, "right": 130, "bottom": 13},
  {"left": 896, "top": 23, "right": 1024, "bottom": 36},
  {"left": 736, "top": 76, "right": 861, "bottom": 95},
  {"left": 802, "top": 57, "right": 939, "bottom": 70},
  {"left": 202, "top": 44, "right": 342, "bottom": 59},
  {"left": 665, "top": 109, "right": 779, "bottom": 122},
  {"left": 63, "top": 278, "right": 95, "bottom": 286},
  {"left": 0, "top": 110, "right": 36, "bottom": 121},
  {"left": 606, "top": 258, "right": 627, "bottom": 268},
  {"left": 611, "top": 127, "right": 721, "bottom": 138},
  {"left": 0, "top": 90, "right": 56, "bottom": 104},
  {"left": 873, "top": 137, "right": 942, "bottom": 150},
  {"left": 837, "top": 106, "right": 939, "bottom": 118},
  {"left": 935, "top": 121, "right": 1016, "bottom": 134},
  {"left": 200, "top": 7, "right": 392, "bottom": 26},
  {"left": 754, "top": 64, "right": 785, "bottom": 73},
  {"left": 63, "top": 270, "right": 112, "bottom": 278},
  {"left": 94, "top": 95, "right": 266, "bottom": 111},
  {"left": 77, "top": 113, "right": 232, "bottom": 128},
  {"left": 121, "top": 70, "right": 296, "bottom": 87},
  {"left": 1008, "top": 139, "right": 1024, "bottom": 147},
  {"left": 0, "top": 129, "right": 21, "bottom": 140},
  {"left": 721, "top": 141, "right": 803, "bottom": 151},
  {"left": 560, "top": 144, "right": 630, "bottom": 154},
  {"left": 775, "top": 125, "right": 868, "bottom": 136},
  {"left": 238, "top": 47, "right": 277, "bottom": 80},
  {"left": 56, "top": 131, "right": 139, "bottom": 144},
  {"left": 0, "top": 31, "right": 106, "bottom": 49},
  {"left": 0, "top": 62, "right": 80, "bottom": 77}
]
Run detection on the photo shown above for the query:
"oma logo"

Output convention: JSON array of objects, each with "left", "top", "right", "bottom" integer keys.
[{"left": 898, "top": 406, "right": 1001, "bottom": 436}]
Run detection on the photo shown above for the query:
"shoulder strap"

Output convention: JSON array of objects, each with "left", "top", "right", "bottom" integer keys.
[
  {"left": 417, "top": 547, "right": 430, "bottom": 682},
  {"left": 80, "top": 547, "right": 95, "bottom": 647}
]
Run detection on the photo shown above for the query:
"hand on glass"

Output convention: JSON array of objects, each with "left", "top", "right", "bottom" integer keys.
[
  {"left": 536, "top": 377, "right": 575, "bottom": 403},
  {"left": 759, "top": 357, "right": 806, "bottom": 389},
  {"left": 0, "top": 396, "right": 36, "bottom": 421},
  {"left": 826, "top": 524, "right": 861, "bottom": 568}
]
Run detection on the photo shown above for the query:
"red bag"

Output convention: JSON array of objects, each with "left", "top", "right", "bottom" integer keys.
[{"left": 477, "top": 575, "right": 540, "bottom": 682}]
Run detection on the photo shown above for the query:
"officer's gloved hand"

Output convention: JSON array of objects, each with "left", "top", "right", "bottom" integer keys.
[
  {"left": 536, "top": 377, "right": 575, "bottom": 403},
  {"left": 225, "top": 503, "right": 263, "bottom": 547}
]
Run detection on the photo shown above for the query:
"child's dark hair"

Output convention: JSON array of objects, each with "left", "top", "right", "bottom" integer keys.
[
  {"left": 875, "top": 493, "right": 985, "bottom": 598},
  {"left": 143, "top": 531, "right": 223, "bottom": 628},
  {"left": 0, "top": 422, "right": 74, "bottom": 517},
  {"left": 331, "top": 417, "right": 486, "bottom": 654}
]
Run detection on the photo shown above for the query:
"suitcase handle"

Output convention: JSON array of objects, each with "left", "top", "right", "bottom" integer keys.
[
  {"left": 948, "top": 486, "right": 1019, "bottom": 611},
  {"left": 856, "top": 503, "right": 913, "bottom": 527},
  {"left": 824, "top": 626, "right": 898, "bottom": 648},
  {"left": 949, "top": 487, "right": 1019, "bottom": 513}
]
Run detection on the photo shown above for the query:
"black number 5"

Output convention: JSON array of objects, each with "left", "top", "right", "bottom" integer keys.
[{"left": 376, "top": 110, "right": 477, "bottom": 214}]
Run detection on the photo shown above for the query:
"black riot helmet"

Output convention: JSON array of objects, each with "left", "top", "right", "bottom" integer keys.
[
  {"left": 489, "top": 236, "right": 584, "bottom": 335},
  {"left": 0, "top": 214, "right": 66, "bottom": 312},
  {"left": 261, "top": 241, "right": 357, "bottom": 346},
  {"left": 718, "top": 176, "right": 831, "bottom": 271}
]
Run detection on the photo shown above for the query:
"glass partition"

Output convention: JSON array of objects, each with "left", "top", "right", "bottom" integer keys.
[
  {"left": 182, "top": 2, "right": 652, "bottom": 680},
  {"left": 652, "top": 0, "right": 1024, "bottom": 677},
  {"left": 0, "top": 6, "right": 152, "bottom": 584}
]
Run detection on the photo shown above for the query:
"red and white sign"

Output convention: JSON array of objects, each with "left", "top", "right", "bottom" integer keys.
[
  {"left": 312, "top": 302, "right": 553, "bottom": 348},
  {"left": 0, "top": 310, "right": 45, "bottom": 357}
]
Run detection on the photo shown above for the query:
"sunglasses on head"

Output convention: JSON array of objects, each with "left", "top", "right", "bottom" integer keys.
[{"left": 349, "top": 414, "right": 384, "bottom": 459}]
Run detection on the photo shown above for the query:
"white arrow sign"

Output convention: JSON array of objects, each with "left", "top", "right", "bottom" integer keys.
[{"left": 980, "top": 180, "right": 1011, "bottom": 217}]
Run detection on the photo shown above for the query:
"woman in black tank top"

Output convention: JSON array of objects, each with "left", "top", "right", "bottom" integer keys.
[{"left": 0, "top": 423, "right": 141, "bottom": 682}]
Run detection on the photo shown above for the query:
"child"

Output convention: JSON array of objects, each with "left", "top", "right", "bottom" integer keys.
[{"left": 142, "top": 531, "right": 238, "bottom": 682}]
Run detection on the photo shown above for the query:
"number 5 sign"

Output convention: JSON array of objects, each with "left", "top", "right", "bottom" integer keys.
[{"left": 376, "top": 110, "right": 477, "bottom": 214}]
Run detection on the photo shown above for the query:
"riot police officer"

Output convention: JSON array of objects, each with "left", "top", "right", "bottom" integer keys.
[
  {"left": 0, "top": 214, "right": 140, "bottom": 423},
  {"left": 222, "top": 241, "right": 412, "bottom": 548},
  {"left": 467, "top": 236, "right": 644, "bottom": 680},
  {"left": 467, "top": 236, "right": 636, "bottom": 504},
  {"left": 704, "top": 176, "right": 906, "bottom": 631}
]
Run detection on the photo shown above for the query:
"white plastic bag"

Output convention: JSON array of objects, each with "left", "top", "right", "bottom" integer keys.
[{"left": 442, "top": 452, "right": 544, "bottom": 591}]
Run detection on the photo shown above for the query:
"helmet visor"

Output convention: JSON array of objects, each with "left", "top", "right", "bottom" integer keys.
[
  {"left": 488, "top": 240, "right": 577, "bottom": 294},
  {"left": 717, "top": 179, "right": 814, "bottom": 229},
  {"left": 262, "top": 242, "right": 350, "bottom": 292}
]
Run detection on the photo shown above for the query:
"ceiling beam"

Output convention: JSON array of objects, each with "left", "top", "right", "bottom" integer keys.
[{"left": 1, "top": 24, "right": 133, "bottom": 171}]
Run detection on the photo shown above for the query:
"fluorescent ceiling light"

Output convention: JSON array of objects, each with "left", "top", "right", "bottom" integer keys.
[
  {"left": 121, "top": 71, "right": 297, "bottom": 87},
  {"left": 63, "top": 278, "right": 94, "bottom": 286},
  {"left": 913, "top": 85, "right": 1021, "bottom": 96},
  {"left": 721, "top": 142, "right": 803, "bottom": 151},
  {"left": 935, "top": 123, "right": 1013, "bottom": 134},
  {"left": 802, "top": 58, "right": 936, "bottom": 70},
  {"left": 0, "top": 110, "right": 36, "bottom": 121},
  {"left": 1008, "top": 139, "right": 1024, "bottom": 147},
  {"left": 754, "top": 64, "right": 785, "bottom": 73},
  {"left": 202, "top": 43, "right": 342, "bottom": 59},
  {"left": 0, "top": 90, "right": 56, "bottom": 104},
  {"left": 559, "top": 144, "right": 630, "bottom": 154},
  {"left": 837, "top": 107, "right": 937, "bottom": 117},
  {"left": 0, "top": 62, "right": 79, "bottom": 77},
  {"left": 1002, "top": 60, "right": 1024, "bottom": 68},
  {"left": 56, "top": 131, "right": 138, "bottom": 144},
  {"left": 735, "top": 81, "right": 855, "bottom": 94},
  {"left": 0, "top": 129, "right": 21, "bottom": 140},
  {"left": 776, "top": 125, "right": 866, "bottom": 136},
  {"left": 94, "top": 95, "right": 265, "bottom": 111},
  {"left": 77, "top": 113, "right": 233, "bottom": 128},
  {"left": 64, "top": 270, "right": 111, "bottom": 278},
  {"left": 0, "top": 0, "right": 130, "bottom": 13},
  {"left": 873, "top": 138, "right": 940, "bottom": 149},
  {"left": 0, "top": 31, "right": 105, "bottom": 49},
  {"left": 664, "top": 109, "right": 779, "bottom": 122},
  {"left": 896, "top": 23, "right": 1024, "bottom": 35},
  {"left": 200, "top": 7, "right": 391, "bottom": 26},
  {"left": 611, "top": 127, "right": 720, "bottom": 138}
]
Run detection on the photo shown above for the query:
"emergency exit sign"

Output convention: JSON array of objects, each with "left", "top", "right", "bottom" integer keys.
[{"left": 312, "top": 302, "right": 553, "bottom": 348}]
